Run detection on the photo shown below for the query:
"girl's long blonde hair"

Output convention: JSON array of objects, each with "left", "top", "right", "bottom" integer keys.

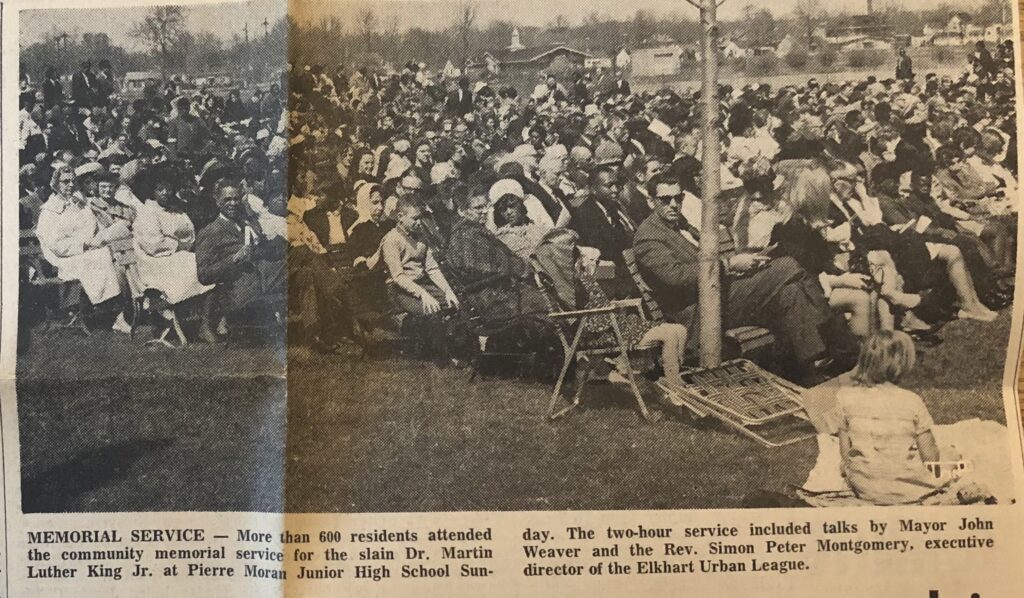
[{"left": 853, "top": 330, "right": 917, "bottom": 386}]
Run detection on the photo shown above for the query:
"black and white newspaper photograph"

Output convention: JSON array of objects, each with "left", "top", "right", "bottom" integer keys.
[
  {"left": 13, "top": 0, "right": 289, "bottom": 513},
  {"left": 3, "top": 0, "right": 1024, "bottom": 596}
]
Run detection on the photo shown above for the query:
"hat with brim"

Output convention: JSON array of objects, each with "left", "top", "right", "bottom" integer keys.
[{"left": 74, "top": 162, "right": 103, "bottom": 178}]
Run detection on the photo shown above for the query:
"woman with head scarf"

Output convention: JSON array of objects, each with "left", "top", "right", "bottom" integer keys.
[
  {"left": 346, "top": 181, "right": 395, "bottom": 320},
  {"left": 347, "top": 181, "right": 393, "bottom": 267}
]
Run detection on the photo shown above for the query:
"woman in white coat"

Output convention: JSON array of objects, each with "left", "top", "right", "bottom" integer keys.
[
  {"left": 132, "top": 171, "right": 215, "bottom": 305},
  {"left": 35, "top": 165, "right": 123, "bottom": 305}
]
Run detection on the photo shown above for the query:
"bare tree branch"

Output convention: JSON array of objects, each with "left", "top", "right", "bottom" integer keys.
[
  {"left": 456, "top": 2, "right": 477, "bottom": 65},
  {"left": 131, "top": 6, "right": 188, "bottom": 79}
]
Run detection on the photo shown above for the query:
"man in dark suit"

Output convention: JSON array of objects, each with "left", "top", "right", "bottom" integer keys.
[
  {"left": 71, "top": 60, "right": 96, "bottom": 108},
  {"left": 446, "top": 75, "right": 474, "bottom": 117},
  {"left": 569, "top": 166, "right": 635, "bottom": 298},
  {"left": 303, "top": 191, "right": 357, "bottom": 259},
  {"left": 621, "top": 155, "right": 662, "bottom": 227},
  {"left": 611, "top": 74, "right": 631, "bottom": 98},
  {"left": 196, "top": 178, "right": 286, "bottom": 320},
  {"left": 633, "top": 174, "right": 831, "bottom": 383},
  {"left": 41, "top": 66, "right": 64, "bottom": 110}
]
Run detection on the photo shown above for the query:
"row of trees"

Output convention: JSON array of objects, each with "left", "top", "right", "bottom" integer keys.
[
  {"left": 21, "top": 7, "right": 286, "bottom": 84},
  {"left": 20, "top": 0, "right": 1012, "bottom": 83},
  {"left": 290, "top": 0, "right": 1012, "bottom": 70},
  {"left": 290, "top": 6, "right": 705, "bottom": 70}
]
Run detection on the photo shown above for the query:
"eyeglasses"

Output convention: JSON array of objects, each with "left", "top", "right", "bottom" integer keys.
[{"left": 654, "top": 194, "right": 682, "bottom": 205}]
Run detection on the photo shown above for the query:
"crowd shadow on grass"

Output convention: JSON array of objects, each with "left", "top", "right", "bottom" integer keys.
[{"left": 22, "top": 438, "right": 173, "bottom": 513}]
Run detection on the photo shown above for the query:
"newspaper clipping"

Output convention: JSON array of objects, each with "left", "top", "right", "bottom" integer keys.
[{"left": 2, "top": 0, "right": 1024, "bottom": 595}]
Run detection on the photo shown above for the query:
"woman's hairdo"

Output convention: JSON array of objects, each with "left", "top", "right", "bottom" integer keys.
[
  {"left": 50, "top": 165, "right": 76, "bottom": 191},
  {"left": 492, "top": 194, "right": 528, "bottom": 229}
]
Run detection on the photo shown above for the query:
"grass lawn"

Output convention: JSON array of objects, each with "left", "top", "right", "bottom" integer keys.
[
  {"left": 284, "top": 311, "right": 1013, "bottom": 513},
  {"left": 16, "top": 329, "right": 285, "bottom": 513},
  {"left": 14, "top": 309, "right": 1013, "bottom": 513}
]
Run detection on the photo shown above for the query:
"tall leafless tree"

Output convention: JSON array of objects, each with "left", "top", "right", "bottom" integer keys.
[
  {"left": 357, "top": 7, "right": 378, "bottom": 54},
  {"left": 456, "top": 2, "right": 477, "bottom": 65},
  {"left": 131, "top": 6, "right": 188, "bottom": 80},
  {"left": 793, "top": 0, "right": 821, "bottom": 49},
  {"left": 682, "top": 0, "right": 727, "bottom": 367}
]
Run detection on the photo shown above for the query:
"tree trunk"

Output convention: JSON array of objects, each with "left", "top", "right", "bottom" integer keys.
[{"left": 698, "top": 0, "right": 722, "bottom": 368}]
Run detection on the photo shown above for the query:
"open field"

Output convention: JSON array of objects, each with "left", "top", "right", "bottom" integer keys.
[{"left": 13, "top": 307, "right": 1014, "bottom": 513}]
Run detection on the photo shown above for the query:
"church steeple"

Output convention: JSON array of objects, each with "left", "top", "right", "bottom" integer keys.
[{"left": 508, "top": 27, "right": 525, "bottom": 51}]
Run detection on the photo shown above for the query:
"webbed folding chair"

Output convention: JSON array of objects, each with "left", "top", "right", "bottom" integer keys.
[
  {"left": 621, "top": 249, "right": 776, "bottom": 358},
  {"left": 532, "top": 266, "right": 656, "bottom": 422},
  {"left": 621, "top": 249, "right": 812, "bottom": 447}
]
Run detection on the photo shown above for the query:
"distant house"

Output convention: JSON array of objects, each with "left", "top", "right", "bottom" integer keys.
[
  {"left": 947, "top": 12, "right": 972, "bottom": 33},
  {"left": 825, "top": 14, "right": 893, "bottom": 46},
  {"left": 721, "top": 40, "right": 748, "bottom": 59},
  {"left": 470, "top": 29, "right": 591, "bottom": 77},
  {"left": 922, "top": 13, "right": 1004, "bottom": 46},
  {"left": 835, "top": 37, "right": 894, "bottom": 52},
  {"left": 630, "top": 38, "right": 698, "bottom": 77},
  {"left": 584, "top": 55, "right": 613, "bottom": 70}
]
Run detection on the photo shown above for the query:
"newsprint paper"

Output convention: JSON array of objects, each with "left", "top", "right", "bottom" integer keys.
[{"left": 4, "top": 0, "right": 1024, "bottom": 595}]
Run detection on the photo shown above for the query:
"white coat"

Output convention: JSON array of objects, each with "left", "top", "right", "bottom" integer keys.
[
  {"left": 35, "top": 193, "right": 123, "bottom": 304},
  {"left": 133, "top": 200, "right": 214, "bottom": 304}
]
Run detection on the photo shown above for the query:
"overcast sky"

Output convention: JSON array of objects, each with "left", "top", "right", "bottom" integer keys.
[
  {"left": 20, "top": 0, "right": 286, "bottom": 48},
  {"left": 20, "top": 0, "right": 989, "bottom": 49}
]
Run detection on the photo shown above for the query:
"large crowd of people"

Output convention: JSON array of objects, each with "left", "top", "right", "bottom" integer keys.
[
  {"left": 18, "top": 41, "right": 1018, "bottom": 393},
  {"left": 283, "top": 40, "right": 1017, "bottom": 390},
  {"left": 19, "top": 59, "right": 289, "bottom": 346}
]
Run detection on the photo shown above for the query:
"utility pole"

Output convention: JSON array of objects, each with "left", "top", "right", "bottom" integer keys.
[{"left": 684, "top": 0, "right": 725, "bottom": 368}]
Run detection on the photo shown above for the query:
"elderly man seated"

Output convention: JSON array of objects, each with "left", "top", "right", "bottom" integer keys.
[
  {"left": 633, "top": 173, "right": 833, "bottom": 385},
  {"left": 196, "top": 177, "right": 286, "bottom": 338}
]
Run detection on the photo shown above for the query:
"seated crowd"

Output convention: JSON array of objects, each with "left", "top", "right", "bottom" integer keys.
[
  {"left": 19, "top": 59, "right": 290, "bottom": 345},
  {"left": 19, "top": 44, "right": 1018, "bottom": 395},
  {"left": 284, "top": 42, "right": 1015, "bottom": 391}
]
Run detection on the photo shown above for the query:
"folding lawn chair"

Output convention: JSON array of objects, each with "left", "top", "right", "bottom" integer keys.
[
  {"left": 670, "top": 359, "right": 816, "bottom": 447},
  {"left": 532, "top": 265, "right": 656, "bottom": 422},
  {"left": 621, "top": 249, "right": 813, "bottom": 447},
  {"left": 621, "top": 248, "right": 777, "bottom": 359}
]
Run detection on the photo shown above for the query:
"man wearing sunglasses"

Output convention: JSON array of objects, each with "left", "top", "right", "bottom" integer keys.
[{"left": 633, "top": 173, "right": 832, "bottom": 385}]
